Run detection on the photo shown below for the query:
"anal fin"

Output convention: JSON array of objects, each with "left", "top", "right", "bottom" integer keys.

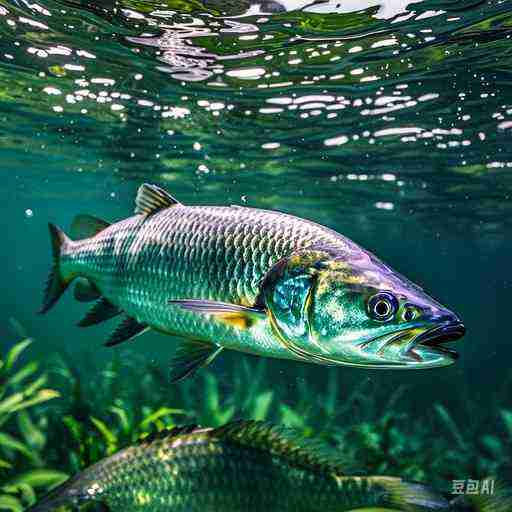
[
  {"left": 77, "top": 298, "right": 121, "bottom": 327},
  {"left": 170, "top": 339, "right": 223, "bottom": 383},
  {"left": 105, "top": 317, "right": 149, "bottom": 347}
]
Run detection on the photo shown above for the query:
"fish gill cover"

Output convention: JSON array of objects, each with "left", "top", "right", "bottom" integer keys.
[{"left": 0, "top": 0, "right": 511, "bottom": 509}]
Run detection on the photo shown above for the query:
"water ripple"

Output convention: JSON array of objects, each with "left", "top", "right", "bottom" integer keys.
[{"left": 0, "top": 0, "right": 511, "bottom": 233}]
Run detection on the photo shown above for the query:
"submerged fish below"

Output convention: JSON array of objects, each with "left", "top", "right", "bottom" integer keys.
[
  {"left": 27, "top": 421, "right": 511, "bottom": 512},
  {"left": 41, "top": 183, "right": 465, "bottom": 381},
  {"left": 25, "top": 420, "right": 453, "bottom": 512}
]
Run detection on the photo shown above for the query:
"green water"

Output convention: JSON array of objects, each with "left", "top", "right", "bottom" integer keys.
[{"left": 1, "top": 0, "right": 512, "bottom": 508}]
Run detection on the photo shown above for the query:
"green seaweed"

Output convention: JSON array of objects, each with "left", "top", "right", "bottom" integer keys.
[
  {"left": 0, "top": 340, "right": 66, "bottom": 511},
  {"left": 1, "top": 338, "right": 511, "bottom": 508}
]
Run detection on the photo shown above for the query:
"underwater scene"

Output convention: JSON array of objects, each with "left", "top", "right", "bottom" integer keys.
[{"left": 1, "top": 0, "right": 512, "bottom": 509}]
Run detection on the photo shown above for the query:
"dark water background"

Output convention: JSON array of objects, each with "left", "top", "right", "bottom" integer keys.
[{"left": 1, "top": 0, "right": 512, "bottom": 481}]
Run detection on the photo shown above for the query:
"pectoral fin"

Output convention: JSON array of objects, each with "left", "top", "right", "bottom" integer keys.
[
  {"left": 105, "top": 317, "right": 149, "bottom": 347},
  {"left": 169, "top": 299, "right": 265, "bottom": 330},
  {"left": 170, "top": 339, "right": 223, "bottom": 383}
]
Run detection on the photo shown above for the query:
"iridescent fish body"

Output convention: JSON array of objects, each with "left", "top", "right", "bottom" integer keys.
[
  {"left": 41, "top": 183, "right": 465, "bottom": 380},
  {"left": 28, "top": 421, "right": 448, "bottom": 512}
]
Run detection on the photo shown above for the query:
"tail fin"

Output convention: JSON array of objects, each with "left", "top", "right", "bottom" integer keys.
[{"left": 39, "top": 223, "right": 72, "bottom": 314}]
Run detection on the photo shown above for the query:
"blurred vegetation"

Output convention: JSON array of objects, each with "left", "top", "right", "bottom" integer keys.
[
  {"left": 0, "top": 337, "right": 511, "bottom": 510},
  {"left": 0, "top": 340, "right": 67, "bottom": 512}
]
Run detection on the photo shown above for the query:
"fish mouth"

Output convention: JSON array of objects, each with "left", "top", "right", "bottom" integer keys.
[
  {"left": 357, "top": 320, "right": 466, "bottom": 369},
  {"left": 403, "top": 321, "right": 465, "bottom": 367}
]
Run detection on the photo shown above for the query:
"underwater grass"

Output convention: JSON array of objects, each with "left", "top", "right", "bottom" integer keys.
[
  {"left": 0, "top": 337, "right": 511, "bottom": 508},
  {"left": 0, "top": 340, "right": 67, "bottom": 511}
]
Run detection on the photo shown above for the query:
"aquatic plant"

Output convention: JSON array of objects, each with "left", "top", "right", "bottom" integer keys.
[
  {"left": 1, "top": 338, "right": 511, "bottom": 506},
  {"left": 38, "top": 352, "right": 288, "bottom": 472},
  {"left": 0, "top": 340, "right": 67, "bottom": 512},
  {"left": 39, "top": 351, "right": 188, "bottom": 473},
  {"left": 45, "top": 354, "right": 512, "bottom": 486}
]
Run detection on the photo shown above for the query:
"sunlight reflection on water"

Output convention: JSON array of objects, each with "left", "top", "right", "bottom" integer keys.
[{"left": 0, "top": 0, "right": 510, "bottom": 233}]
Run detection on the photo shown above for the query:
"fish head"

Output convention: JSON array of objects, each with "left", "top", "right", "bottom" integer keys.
[{"left": 262, "top": 245, "right": 465, "bottom": 369}]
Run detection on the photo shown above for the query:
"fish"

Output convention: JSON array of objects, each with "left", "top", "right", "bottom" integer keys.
[
  {"left": 27, "top": 420, "right": 453, "bottom": 512},
  {"left": 40, "top": 183, "right": 465, "bottom": 381}
]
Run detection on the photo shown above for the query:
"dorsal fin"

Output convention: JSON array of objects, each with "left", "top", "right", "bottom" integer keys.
[
  {"left": 209, "top": 421, "right": 347, "bottom": 474},
  {"left": 135, "top": 183, "right": 181, "bottom": 216},
  {"left": 137, "top": 420, "right": 346, "bottom": 474},
  {"left": 71, "top": 214, "right": 110, "bottom": 240},
  {"left": 137, "top": 424, "right": 200, "bottom": 445}
]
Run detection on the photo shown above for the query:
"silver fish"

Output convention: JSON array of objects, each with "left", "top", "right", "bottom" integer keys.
[{"left": 40, "top": 183, "right": 465, "bottom": 380}]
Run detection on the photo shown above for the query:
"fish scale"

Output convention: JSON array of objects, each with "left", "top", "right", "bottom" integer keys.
[
  {"left": 60, "top": 203, "right": 346, "bottom": 354},
  {"left": 30, "top": 422, "right": 432, "bottom": 512},
  {"left": 41, "top": 183, "right": 465, "bottom": 375}
]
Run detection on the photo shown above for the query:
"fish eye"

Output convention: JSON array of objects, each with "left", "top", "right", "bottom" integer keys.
[
  {"left": 367, "top": 292, "right": 398, "bottom": 321},
  {"left": 403, "top": 307, "right": 416, "bottom": 322}
]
